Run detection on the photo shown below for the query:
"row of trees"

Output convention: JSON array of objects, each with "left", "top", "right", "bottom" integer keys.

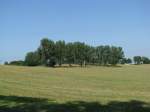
[
  {"left": 24, "top": 38, "right": 124, "bottom": 67},
  {"left": 120, "top": 56, "right": 150, "bottom": 65},
  {"left": 133, "top": 56, "right": 150, "bottom": 64},
  {"left": 4, "top": 60, "right": 25, "bottom": 66},
  {"left": 4, "top": 38, "right": 150, "bottom": 66},
  {"left": 6, "top": 55, "right": 150, "bottom": 66}
]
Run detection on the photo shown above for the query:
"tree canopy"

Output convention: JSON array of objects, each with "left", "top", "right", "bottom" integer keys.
[{"left": 24, "top": 38, "right": 125, "bottom": 67}]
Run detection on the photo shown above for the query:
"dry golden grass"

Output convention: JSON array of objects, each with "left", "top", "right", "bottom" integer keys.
[{"left": 0, "top": 64, "right": 150, "bottom": 103}]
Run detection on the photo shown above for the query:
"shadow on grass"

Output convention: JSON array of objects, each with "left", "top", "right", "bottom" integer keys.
[{"left": 0, "top": 95, "right": 150, "bottom": 112}]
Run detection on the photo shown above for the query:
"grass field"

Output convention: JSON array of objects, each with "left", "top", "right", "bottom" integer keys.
[{"left": 0, "top": 65, "right": 150, "bottom": 112}]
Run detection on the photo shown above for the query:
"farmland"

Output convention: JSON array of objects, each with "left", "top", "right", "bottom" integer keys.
[{"left": 0, "top": 65, "right": 150, "bottom": 112}]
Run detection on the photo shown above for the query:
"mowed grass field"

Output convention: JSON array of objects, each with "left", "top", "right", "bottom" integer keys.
[{"left": 0, "top": 65, "right": 150, "bottom": 112}]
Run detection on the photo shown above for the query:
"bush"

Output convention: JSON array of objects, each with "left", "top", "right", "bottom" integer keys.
[{"left": 9, "top": 60, "right": 25, "bottom": 66}]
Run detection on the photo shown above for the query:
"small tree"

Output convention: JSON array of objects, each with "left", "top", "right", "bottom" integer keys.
[
  {"left": 126, "top": 58, "right": 132, "bottom": 64},
  {"left": 133, "top": 56, "right": 142, "bottom": 65},
  {"left": 120, "top": 58, "right": 127, "bottom": 64},
  {"left": 4, "top": 61, "right": 9, "bottom": 65},
  {"left": 142, "top": 57, "right": 150, "bottom": 64}
]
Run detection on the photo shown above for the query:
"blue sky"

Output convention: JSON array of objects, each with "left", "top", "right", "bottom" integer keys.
[{"left": 0, "top": 0, "right": 150, "bottom": 63}]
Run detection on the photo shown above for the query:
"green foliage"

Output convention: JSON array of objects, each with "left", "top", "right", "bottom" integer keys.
[
  {"left": 133, "top": 56, "right": 150, "bottom": 64},
  {"left": 25, "top": 52, "right": 41, "bottom": 66},
  {"left": 24, "top": 38, "right": 125, "bottom": 67},
  {"left": 8, "top": 60, "right": 25, "bottom": 66},
  {"left": 4, "top": 61, "right": 9, "bottom": 65},
  {"left": 134, "top": 56, "right": 142, "bottom": 65},
  {"left": 46, "top": 57, "right": 56, "bottom": 67},
  {"left": 6, "top": 38, "right": 150, "bottom": 67},
  {"left": 120, "top": 58, "right": 132, "bottom": 64},
  {"left": 73, "top": 42, "right": 87, "bottom": 66},
  {"left": 65, "top": 42, "right": 75, "bottom": 66},
  {"left": 142, "top": 57, "right": 150, "bottom": 64},
  {"left": 55, "top": 40, "right": 66, "bottom": 66},
  {"left": 96, "top": 46, "right": 105, "bottom": 65},
  {"left": 96, "top": 46, "right": 124, "bottom": 65},
  {"left": 109, "top": 47, "right": 124, "bottom": 65},
  {"left": 38, "top": 38, "right": 56, "bottom": 66},
  {"left": 126, "top": 58, "right": 132, "bottom": 64}
]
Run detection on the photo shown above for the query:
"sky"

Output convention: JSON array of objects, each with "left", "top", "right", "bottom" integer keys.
[{"left": 0, "top": 0, "right": 150, "bottom": 63}]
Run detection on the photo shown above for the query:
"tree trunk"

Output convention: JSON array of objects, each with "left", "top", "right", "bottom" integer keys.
[{"left": 80, "top": 62, "right": 83, "bottom": 67}]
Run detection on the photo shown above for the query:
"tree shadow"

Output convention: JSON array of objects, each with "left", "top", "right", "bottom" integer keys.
[{"left": 0, "top": 95, "right": 150, "bottom": 112}]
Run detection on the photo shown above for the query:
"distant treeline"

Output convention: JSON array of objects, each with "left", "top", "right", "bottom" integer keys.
[{"left": 5, "top": 38, "right": 150, "bottom": 67}]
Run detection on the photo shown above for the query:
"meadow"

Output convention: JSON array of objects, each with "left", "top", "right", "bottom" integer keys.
[{"left": 0, "top": 65, "right": 150, "bottom": 112}]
